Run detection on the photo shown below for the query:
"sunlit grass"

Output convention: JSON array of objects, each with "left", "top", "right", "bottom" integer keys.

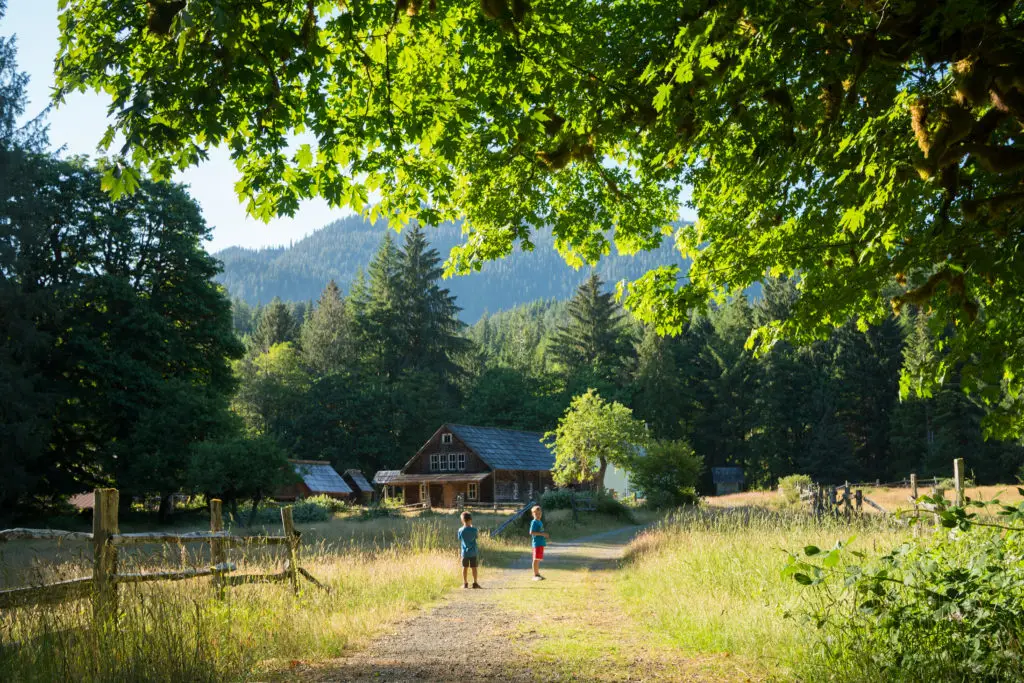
[{"left": 616, "top": 507, "right": 911, "bottom": 679}]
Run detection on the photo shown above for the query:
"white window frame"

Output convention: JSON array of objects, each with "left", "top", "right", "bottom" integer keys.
[
  {"left": 467, "top": 482, "right": 478, "bottom": 501},
  {"left": 447, "top": 453, "right": 456, "bottom": 471},
  {"left": 458, "top": 453, "right": 466, "bottom": 471},
  {"left": 430, "top": 454, "right": 439, "bottom": 471},
  {"left": 441, "top": 433, "right": 453, "bottom": 445},
  {"left": 419, "top": 482, "right": 428, "bottom": 501}
]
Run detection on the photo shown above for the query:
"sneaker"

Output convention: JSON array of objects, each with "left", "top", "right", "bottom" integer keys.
[
  {"left": 472, "top": 583, "right": 482, "bottom": 589},
  {"left": 532, "top": 575, "right": 545, "bottom": 581},
  {"left": 463, "top": 583, "right": 469, "bottom": 589}
]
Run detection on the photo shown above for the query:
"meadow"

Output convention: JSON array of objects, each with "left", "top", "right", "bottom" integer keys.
[{"left": 0, "top": 504, "right": 639, "bottom": 682}]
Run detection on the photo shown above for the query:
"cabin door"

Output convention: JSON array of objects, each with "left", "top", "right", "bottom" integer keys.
[{"left": 429, "top": 484, "right": 443, "bottom": 508}]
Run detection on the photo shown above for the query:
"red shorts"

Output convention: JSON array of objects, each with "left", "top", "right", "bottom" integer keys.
[{"left": 533, "top": 546, "right": 545, "bottom": 560}]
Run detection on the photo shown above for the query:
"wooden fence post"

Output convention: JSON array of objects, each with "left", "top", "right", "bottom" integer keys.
[
  {"left": 855, "top": 489, "right": 863, "bottom": 515},
  {"left": 92, "top": 488, "right": 119, "bottom": 625},
  {"left": 210, "top": 499, "right": 226, "bottom": 598},
  {"left": 953, "top": 458, "right": 965, "bottom": 507},
  {"left": 281, "top": 507, "right": 299, "bottom": 594},
  {"left": 910, "top": 473, "right": 919, "bottom": 535}
]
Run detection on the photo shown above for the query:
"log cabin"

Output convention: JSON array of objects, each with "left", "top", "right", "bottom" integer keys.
[{"left": 390, "top": 424, "right": 555, "bottom": 508}]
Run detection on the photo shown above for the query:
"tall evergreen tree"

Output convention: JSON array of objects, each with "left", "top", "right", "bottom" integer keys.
[
  {"left": 357, "top": 233, "right": 406, "bottom": 382},
  {"left": 251, "top": 297, "right": 297, "bottom": 353},
  {"left": 549, "top": 273, "right": 634, "bottom": 386},
  {"left": 632, "top": 326, "right": 686, "bottom": 440},
  {"left": 300, "top": 280, "right": 352, "bottom": 375},
  {"left": 398, "top": 224, "right": 469, "bottom": 380}
]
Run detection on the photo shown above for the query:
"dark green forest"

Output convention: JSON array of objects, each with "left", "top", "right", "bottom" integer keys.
[
  {"left": 230, "top": 236, "right": 1024, "bottom": 494},
  {"left": 215, "top": 216, "right": 694, "bottom": 321}
]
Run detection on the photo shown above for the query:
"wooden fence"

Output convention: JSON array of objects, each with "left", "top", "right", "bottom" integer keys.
[
  {"left": 0, "top": 489, "right": 326, "bottom": 621},
  {"left": 800, "top": 458, "right": 967, "bottom": 525}
]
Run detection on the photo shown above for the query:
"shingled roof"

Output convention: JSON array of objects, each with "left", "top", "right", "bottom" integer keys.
[
  {"left": 373, "top": 470, "right": 401, "bottom": 485},
  {"left": 344, "top": 469, "right": 373, "bottom": 492},
  {"left": 290, "top": 460, "right": 352, "bottom": 495},
  {"left": 446, "top": 424, "right": 554, "bottom": 471}
]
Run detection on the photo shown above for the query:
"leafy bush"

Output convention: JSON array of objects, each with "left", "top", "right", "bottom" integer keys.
[
  {"left": 778, "top": 474, "right": 813, "bottom": 506},
  {"left": 540, "top": 488, "right": 576, "bottom": 511},
  {"left": 629, "top": 440, "right": 703, "bottom": 509},
  {"left": 304, "top": 494, "right": 348, "bottom": 514},
  {"left": 785, "top": 491, "right": 1024, "bottom": 681},
  {"left": 595, "top": 492, "right": 637, "bottom": 522},
  {"left": 249, "top": 497, "right": 338, "bottom": 525}
]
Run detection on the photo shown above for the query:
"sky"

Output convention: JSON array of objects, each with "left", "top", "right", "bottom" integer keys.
[{"left": 3, "top": 1, "right": 343, "bottom": 253}]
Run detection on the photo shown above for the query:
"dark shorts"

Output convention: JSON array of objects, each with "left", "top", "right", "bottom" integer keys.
[
  {"left": 462, "top": 556, "right": 478, "bottom": 568},
  {"left": 533, "top": 546, "right": 544, "bottom": 560}
]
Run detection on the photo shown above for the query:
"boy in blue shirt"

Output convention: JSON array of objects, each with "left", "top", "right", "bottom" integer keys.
[
  {"left": 529, "top": 505, "right": 549, "bottom": 581},
  {"left": 458, "top": 511, "right": 481, "bottom": 589}
]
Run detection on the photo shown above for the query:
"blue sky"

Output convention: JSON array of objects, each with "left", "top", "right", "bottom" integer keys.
[{"left": 3, "top": 1, "right": 343, "bottom": 252}]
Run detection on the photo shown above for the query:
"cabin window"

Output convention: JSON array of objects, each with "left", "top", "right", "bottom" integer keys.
[
  {"left": 441, "top": 433, "right": 453, "bottom": 445},
  {"left": 458, "top": 453, "right": 466, "bottom": 471},
  {"left": 419, "top": 483, "right": 428, "bottom": 501},
  {"left": 430, "top": 454, "right": 439, "bottom": 471},
  {"left": 467, "top": 483, "right": 478, "bottom": 501},
  {"left": 448, "top": 453, "right": 458, "bottom": 471}
]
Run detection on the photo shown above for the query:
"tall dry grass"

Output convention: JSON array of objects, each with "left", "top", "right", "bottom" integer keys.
[
  {"left": 0, "top": 511, "right": 526, "bottom": 682},
  {"left": 617, "top": 507, "right": 910, "bottom": 678}
]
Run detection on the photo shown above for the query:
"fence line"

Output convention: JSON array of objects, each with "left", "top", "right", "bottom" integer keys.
[{"left": 0, "top": 488, "right": 326, "bottom": 618}]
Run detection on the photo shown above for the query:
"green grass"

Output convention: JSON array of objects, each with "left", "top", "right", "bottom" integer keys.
[{"left": 616, "top": 507, "right": 911, "bottom": 679}]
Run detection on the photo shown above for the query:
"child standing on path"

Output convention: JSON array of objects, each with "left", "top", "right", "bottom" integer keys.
[
  {"left": 458, "top": 511, "right": 481, "bottom": 589},
  {"left": 529, "top": 505, "right": 549, "bottom": 581}
]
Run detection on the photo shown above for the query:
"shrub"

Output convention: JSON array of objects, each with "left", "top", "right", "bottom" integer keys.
[
  {"left": 304, "top": 494, "right": 348, "bottom": 514},
  {"left": 629, "top": 440, "right": 703, "bottom": 509},
  {"left": 778, "top": 474, "right": 813, "bottom": 506},
  {"left": 785, "top": 493, "right": 1024, "bottom": 681},
  {"left": 249, "top": 497, "right": 336, "bottom": 525},
  {"left": 595, "top": 492, "right": 637, "bottom": 522},
  {"left": 540, "top": 488, "right": 576, "bottom": 511}
]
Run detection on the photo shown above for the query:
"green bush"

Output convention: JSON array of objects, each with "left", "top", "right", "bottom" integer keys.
[
  {"left": 595, "top": 492, "right": 637, "bottom": 522},
  {"left": 629, "top": 440, "right": 703, "bottom": 509},
  {"left": 778, "top": 474, "right": 813, "bottom": 506},
  {"left": 540, "top": 488, "right": 576, "bottom": 511},
  {"left": 249, "top": 497, "right": 338, "bottom": 525},
  {"left": 785, "top": 493, "right": 1024, "bottom": 681}
]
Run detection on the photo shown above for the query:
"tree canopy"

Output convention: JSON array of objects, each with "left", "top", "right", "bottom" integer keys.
[
  {"left": 546, "top": 389, "right": 648, "bottom": 488},
  {"left": 54, "top": 0, "right": 1024, "bottom": 434}
]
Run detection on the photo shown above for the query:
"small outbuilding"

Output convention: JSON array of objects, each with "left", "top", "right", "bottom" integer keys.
[
  {"left": 711, "top": 467, "right": 745, "bottom": 496},
  {"left": 276, "top": 460, "right": 353, "bottom": 501},
  {"left": 372, "top": 470, "right": 402, "bottom": 500},
  {"left": 343, "top": 469, "right": 374, "bottom": 504}
]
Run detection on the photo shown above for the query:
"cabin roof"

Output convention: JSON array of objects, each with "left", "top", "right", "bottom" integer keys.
[
  {"left": 390, "top": 472, "right": 492, "bottom": 484},
  {"left": 446, "top": 424, "right": 554, "bottom": 471},
  {"left": 290, "top": 460, "right": 352, "bottom": 494},
  {"left": 344, "top": 469, "right": 373, "bottom": 492},
  {"left": 372, "top": 470, "right": 402, "bottom": 485}
]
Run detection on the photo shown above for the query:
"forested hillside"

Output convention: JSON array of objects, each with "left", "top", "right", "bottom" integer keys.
[{"left": 214, "top": 216, "right": 692, "bottom": 321}]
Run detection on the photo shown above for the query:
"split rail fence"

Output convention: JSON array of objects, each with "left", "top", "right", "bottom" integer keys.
[
  {"left": 0, "top": 488, "right": 326, "bottom": 622},
  {"left": 800, "top": 458, "right": 968, "bottom": 527}
]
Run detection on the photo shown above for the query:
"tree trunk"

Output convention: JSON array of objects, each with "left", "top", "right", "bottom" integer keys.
[
  {"left": 157, "top": 493, "right": 173, "bottom": 524},
  {"left": 247, "top": 491, "right": 263, "bottom": 527},
  {"left": 596, "top": 457, "right": 607, "bottom": 492}
]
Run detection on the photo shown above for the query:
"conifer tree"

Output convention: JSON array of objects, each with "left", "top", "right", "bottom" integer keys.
[
  {"left": 251, "top": 297, "right": 297, "bottom": 353},
  {"left": 549, "top": 273, "right": 634, "bottom": 385},
  {"left": 398, "top": 224, "right": 469, "bottom": 380},
  {"left": 300, "top": 280, "right": 351, "bottom": 375},
  {"left": 358, "top": 233, "right": 406, "bottom": 382}
]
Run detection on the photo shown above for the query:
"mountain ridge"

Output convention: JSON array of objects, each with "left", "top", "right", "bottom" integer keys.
[{"left": 213, "top": 216, "right": 694, "bottom": 321}]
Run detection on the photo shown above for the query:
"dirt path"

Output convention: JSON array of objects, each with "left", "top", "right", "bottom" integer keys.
[{"left": 307, "top": 525, "right": 722, "bottom": 683}]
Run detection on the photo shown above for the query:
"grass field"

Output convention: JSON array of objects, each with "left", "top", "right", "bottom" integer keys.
[
  {"left": 705, "top": 483, "right": 1024, "bottom": 515},
  {"left": 615, "top": 508, "right": 912, "bottom": 680},
  {"left": 0, "top": 505, "right": 640, "bottom": 682}
]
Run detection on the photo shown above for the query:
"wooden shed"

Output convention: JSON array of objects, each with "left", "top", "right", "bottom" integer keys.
[
  {"left": 372, "top": 470, "right": 402, "bottom": 500},
  {"left": 390, "top": 424, "right": 555, "bottom": 508},
  {"left": 342, "top": 469, "right": 374, "bottom": 504},
  {"left": 711, "top": 467, "right": 745, "bottom": 496},
  {"left": 275, "top": 460, "right": 353, "bottom": 501}
]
